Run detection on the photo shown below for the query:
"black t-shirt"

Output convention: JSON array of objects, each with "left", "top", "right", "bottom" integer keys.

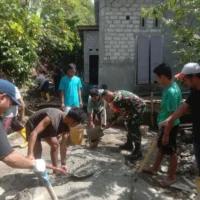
[
  {"left": 0, "top": 122, "right": 14, "bottom": 160},
  {"left": 185, "top": 90, "right": 200, "bottom": 144},
  {"left": 26, "top": 108, "right": 69, "bottom": 139}
]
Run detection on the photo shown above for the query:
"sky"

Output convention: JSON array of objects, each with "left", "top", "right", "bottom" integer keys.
[{"left": 91, "top": 0, "right": 94, "bottom": 3}]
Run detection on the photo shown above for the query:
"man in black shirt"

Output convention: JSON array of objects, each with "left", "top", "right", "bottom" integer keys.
[
  {"left": 26, "top": 107, "right": 86, "bottom": 173},
  {"left": 160, "top": 63, "right": 200, "bottom": 176}
]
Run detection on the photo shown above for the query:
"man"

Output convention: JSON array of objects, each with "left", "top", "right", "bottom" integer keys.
[
  {"left": 26, "top": 107, "right": 87, "bottom": 173},
  {"left": 160, "top": 63, "right": 200, "bottom": 185},
  {"left": 0, "top": 79, "right": 55, "bottom": 176},
  {"left": 102, "top": 90, "right": 146, "bottom": 161},
  {"left": 2, "top": 85, "right": 28, "bottom": 148},
  {"left": 35, "top": 69, "right": 51, "bottom": 102},
  {"left": 59, "top": 63, "right": 83, "bottom": 113},
  {"left": 53, "top": 64, "right": 64, "bottom": 96},
  {"left": 87, "top": 88, "right": 106, "bottom": 128},
  {"left": 143, "top": 63, "right": 182, "bottom": 186}
]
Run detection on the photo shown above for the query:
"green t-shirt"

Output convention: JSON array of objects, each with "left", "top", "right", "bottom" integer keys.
[{"left": 157, "top": 82, "right": 182, "bottom": 126}]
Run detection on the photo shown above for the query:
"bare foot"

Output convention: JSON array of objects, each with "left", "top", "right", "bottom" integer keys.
[
  {"left": 159, "top": 178, "right": 177, "bottom": 187},
  {"left": 142, "top": 167, "right": 158, "bottom": 176}
]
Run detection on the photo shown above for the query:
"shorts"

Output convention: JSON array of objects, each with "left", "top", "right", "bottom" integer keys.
[
  {"left": 157, "top": 125, "right": 179, "bottom": 155},
  {"left": 93, "top": 108, "right": 106, "bottom": 125},
  {"left": 193, "top": 142, "right": 200, "bottom": 169},
  {"left": 41, "top": 81, "right": 49, "bottom": 93}
]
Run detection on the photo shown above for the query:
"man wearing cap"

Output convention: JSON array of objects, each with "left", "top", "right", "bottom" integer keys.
[
  {"left": 159, "top": 63, "right": 200, "bottom": 188},
  {"left": 0, "top": 79, "right": 62, "bottom": 176},
  {"left": 87, "top": 88, "right": 106, "bottom": 128}
]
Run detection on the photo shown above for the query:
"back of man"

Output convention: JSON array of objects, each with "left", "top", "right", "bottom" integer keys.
[{"left": 158, "top": 82, "right": 182, "bottom": 126}]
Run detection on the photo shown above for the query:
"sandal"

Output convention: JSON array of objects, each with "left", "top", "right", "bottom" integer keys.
[
  {"left": 159, "top": 179, "right": 177, "bottom": 187},
  {"left": 142, "top": 168, "right": 158, "bottom": 176}
]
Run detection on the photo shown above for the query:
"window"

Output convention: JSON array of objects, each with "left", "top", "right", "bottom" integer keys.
[
  {"left": 154, "top": 18, "right": 159, "bottom": 28},
  {"left": 140, "top": 17, "right": 146, "bottom": 28}
]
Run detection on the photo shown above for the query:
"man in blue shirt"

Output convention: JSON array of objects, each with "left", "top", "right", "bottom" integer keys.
[{"left": 59, "top": 63, "right": 83, "bottom": 112}]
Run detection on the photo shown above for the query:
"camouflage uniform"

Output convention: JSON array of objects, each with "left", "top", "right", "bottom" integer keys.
[{"left": 109, "top": 90, "right": 146, "bottom": 152}]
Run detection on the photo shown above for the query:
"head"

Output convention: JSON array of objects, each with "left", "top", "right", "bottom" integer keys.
[
  {"left": 175, "top": 63, "right": 200, "bottom": 89},
  {"left": 67, "top": 63, "right": 76, "bottom": 78},
  {"left": 153, "top": 63, "right": 172, "bottom": 86},
  {"left": 101, "top": 90, "right": 114, "bottom": 103},
  {"left": 100, "top": 84, "right": 108, "bottom": 90},
  {"left": 0, "top": 79, "right": 21, "bottom": 115},
  {"left": 54, "top": 63, "right": 60, "bottom": 69},
  {"left": 64, "top": 107, "right": 87, "bottom": 127},
  {"left": 89, "top": 88, "right": 100, "bottom": 102}
]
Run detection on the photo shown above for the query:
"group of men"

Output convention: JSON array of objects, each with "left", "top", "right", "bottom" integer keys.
[{"left": 1, "top": 61, "right": 200, "bottom": 191}]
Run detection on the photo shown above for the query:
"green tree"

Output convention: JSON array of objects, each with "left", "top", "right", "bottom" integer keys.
[
  {"left": 0, "top": 0, "right": 94, "bottom": 86},
  {"left": 142, "top": 0, "right": 200, "bottom": 67}
]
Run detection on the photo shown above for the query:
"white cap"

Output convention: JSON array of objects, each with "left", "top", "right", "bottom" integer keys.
[{"left": 175, "top": 63, "right": 200, "bottom": 79}]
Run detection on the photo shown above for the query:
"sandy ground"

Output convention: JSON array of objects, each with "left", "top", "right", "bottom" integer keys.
[{"left": 0, "top": 126, "right": 197, "bottom": 200}]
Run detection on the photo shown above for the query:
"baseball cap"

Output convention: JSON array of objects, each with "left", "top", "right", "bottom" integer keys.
[
  {"left": 0, "top": 79, "right": 22, "bottom": 106},
  {"left": 175, "top": 63, "right": 200, "bottom": 79}
]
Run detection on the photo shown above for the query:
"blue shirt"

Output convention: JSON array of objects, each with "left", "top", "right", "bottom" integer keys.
[{"left": 59, "top": 76, "right": 82, "bottom": 107}]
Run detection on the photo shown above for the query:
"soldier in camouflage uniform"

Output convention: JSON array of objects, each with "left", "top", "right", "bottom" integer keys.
[{"left": 102, "top": 90, "right": 146, "bottom": 160}]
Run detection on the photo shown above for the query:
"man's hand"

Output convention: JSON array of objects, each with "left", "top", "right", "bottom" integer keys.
[
  {"left": 27, "top": 154, "right": 35, "bottom": 160},
  {"left": 90, "top": 122, "right": 95, "bottom": 128},
  {"left": 79, "top": 101, "right": 83, "bottom": 108},
  {"left": 159, "top": 119, "right": 169, "bottom": 129},
  {"left": 162, "top": 135, "right": 169, "bottom": 146},
  {"left": 61, "top": 103, "right": 65, "bottom": 111},
  {"left": 61, "top": 165, "right": 67, "bottom": 172}
]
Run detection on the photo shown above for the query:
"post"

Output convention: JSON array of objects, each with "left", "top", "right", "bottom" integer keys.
[{"left": 150, "top": 92, "right": 154, "bottom": 128}]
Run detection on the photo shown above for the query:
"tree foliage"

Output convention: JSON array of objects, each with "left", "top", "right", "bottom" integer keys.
[
  {"left": 142, "top": 0, "right": 200, "bottom": 67},
  {"left": 0, "top": 0, "right": 94, "bottom": 86}
]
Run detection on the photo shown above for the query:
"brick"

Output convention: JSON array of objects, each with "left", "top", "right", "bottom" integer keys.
[
  {"left": 106, "top": 11, "right": 113, "bottom": 16},
  {"left": 116, "top": 29, "right": 123, "bottom": 33},
  {"left": 105, "top": 20, "right": 113, "bottom": 24},
  {"left": 109, "top": 24, "right": 115, "bottom": 28},
  {"left": 112, "top": 44, "right": 120, "bottom": 49},
  {"left": 120, "top": 7, "right": 128, "bottom": 12},
  {"left": 113, "top": 37, "right": 121, "bottom": 41},
  {"left": 122, "top": 20, "right": 129, "bottom": 24},
  {"left": 110, "top": 16, "right": 118, "bottom": 20},
  {"left": 126, "top": 33, "right": 134, "bottom": 37},
  {"left": 121, "top": 45, "right": 127, "bottom": 49},
  {"left": 115, "top": 12, "right": 123, "bottom": 16},
  {"left": 122, "top": 52, "right": 129, "bottom": 56},
  {"left": 105, "top": 36, "right": 112, "bottom": 41},
  {"left": 125, "top": 29, "right": 132, "bottom": 33},
  {"left": 120, "top": 37, "right": 129, "bottom": 41},
  {"left": 118, "top": 16, "right": 126, "bottom": 20},
  {"left": 107, "top": 28, "right": 115, "bottom": 32},
  {"left": 109, "top": 49, "right": 117, "bottom": 53},
  {"left": 105, "top": 45, "right": 111, "bottom": 49},
  {"left": 118, "top": 33, "right": 126, "bottom": 37},
  {"left": 112, "top": 52, "right": 121, "bottom": 56},
  {"left": 118, "top": 24, "right": 126, "bottom": 28},
  {"left": 118, "top": 41, "right": 126, "bottom": 45},
  {"left": 113, "top": 20, "right": 121, "bottom": 24},
  {"left": 126, "top": 24, "right": 134, "bottom": 28},
  {"left": 109, "top": 41, "right": 118, "bottom": 45}
]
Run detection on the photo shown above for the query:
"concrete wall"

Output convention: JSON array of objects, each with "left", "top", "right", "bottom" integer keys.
[
  {"left": 84, "top": 31, "right": 99, "bottom": 83},
  {"left": 98, "top": 0, "right": 178, "bottom": 94}
]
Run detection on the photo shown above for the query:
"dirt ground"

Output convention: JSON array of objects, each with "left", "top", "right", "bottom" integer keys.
[{"left": 0, "top": 126, "right": 197, "bottom": 200}]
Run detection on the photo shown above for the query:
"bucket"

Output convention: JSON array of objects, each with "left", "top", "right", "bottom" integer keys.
[
  {"left": 70, "top": 127, "right": 84, "bottom": 145},
  {"left": 140, "top": 125, "right": 149, "bottom": 135}
]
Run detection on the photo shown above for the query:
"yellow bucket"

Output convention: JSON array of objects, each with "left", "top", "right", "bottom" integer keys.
[{"left": 70, "top": 127, "right": 84, "bottom": 145}]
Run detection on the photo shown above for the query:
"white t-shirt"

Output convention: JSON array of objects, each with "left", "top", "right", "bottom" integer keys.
[{"left": 3, "top": 86, "right": 21, "bottom": 118}]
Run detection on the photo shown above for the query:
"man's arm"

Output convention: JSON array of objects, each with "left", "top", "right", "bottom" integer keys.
[
  {"left": 78, "top": 88, "right": 83, "bottom": 108},
  {"left": 161, "top": 103, "right": 190, "bottom": 146},
  {"left": 18, "top": 98, "right": 26, "bottom": 124},
  {"left": 60, "top": 132, "right": 69, "bottom": 170},
  {"left": 60, "top": 90, "right": 65, "bottom": 111},
  {"left": 27, "top": 116, "right": 51, "bottom": 159}
]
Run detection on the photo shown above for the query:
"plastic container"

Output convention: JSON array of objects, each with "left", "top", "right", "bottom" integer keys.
[{"left": 70, "top": 128, "right": 85, "bottom": 145}]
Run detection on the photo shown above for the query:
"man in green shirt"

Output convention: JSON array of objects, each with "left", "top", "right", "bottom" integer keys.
[{"left": 143, "top": 63, "right": 182, "bottom": 186}]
